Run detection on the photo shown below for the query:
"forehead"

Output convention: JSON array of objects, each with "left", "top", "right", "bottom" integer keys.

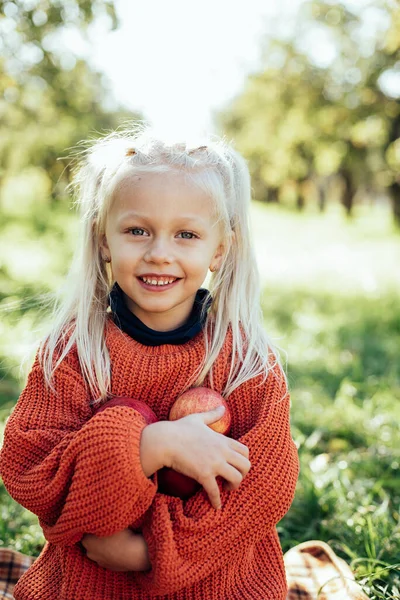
[{"left": 110, "top": 171, "right": 218, "bottom": 222}]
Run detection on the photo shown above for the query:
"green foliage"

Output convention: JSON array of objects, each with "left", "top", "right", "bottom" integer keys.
[
  {"left": 0, "top": 0, "right": 137, "bottom": 190},
  {"left": 0, "top": 479, "right": 45, "bottom": 556},
  {"left": 219, "top": 0, "right": 400, "bottom": 223}
]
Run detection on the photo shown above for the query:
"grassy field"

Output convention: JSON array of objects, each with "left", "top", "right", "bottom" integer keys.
[
  {"left": 254, "top": 202, "right": 400, "bottom": 599},
  {"left": 1, "top": 201, "right": 399, "bottom": 598}
]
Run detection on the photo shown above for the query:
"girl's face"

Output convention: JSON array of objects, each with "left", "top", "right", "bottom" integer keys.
[{"left": 101, "top": 171, "right": 227, "bottom": 331}]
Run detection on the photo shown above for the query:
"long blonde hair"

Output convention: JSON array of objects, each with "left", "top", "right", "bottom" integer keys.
[{"left": 40, "top": 123, "right": 287, "bottom": 404}]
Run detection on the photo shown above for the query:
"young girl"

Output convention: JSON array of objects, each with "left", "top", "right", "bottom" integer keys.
[{"left": 0, "top": 124, "right": 299, "bottom": 600}]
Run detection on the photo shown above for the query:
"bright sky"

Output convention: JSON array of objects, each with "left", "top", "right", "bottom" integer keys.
[
  {"left": 76, "top": 0, "right": 398, "bottom": 136},
  {"left": 85, "top": 0, "right": 305, "bottom": 137}
]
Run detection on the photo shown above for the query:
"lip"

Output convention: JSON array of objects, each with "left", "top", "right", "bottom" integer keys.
[{"left": 138, "top": 274, "right": 180, "bottom": 279}]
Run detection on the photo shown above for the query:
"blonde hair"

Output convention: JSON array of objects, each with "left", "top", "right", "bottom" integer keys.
[{"left": 40, "top": 123, "right": 287, "bottom": 405}]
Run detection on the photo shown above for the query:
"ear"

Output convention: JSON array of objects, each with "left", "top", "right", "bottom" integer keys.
[
  {"left": 210, "top": 231, "right": 234, "bottom": 272},
  {"left": 99, "top": 232, "right": 111, "bottom": 262},
  {"left": 99, "top": 233, "right": 109, "bottom": 251}
]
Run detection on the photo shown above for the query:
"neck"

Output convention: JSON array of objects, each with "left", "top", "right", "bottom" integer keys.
[{"left": 123, "top": 293, "right": 196, "bottom": 332}]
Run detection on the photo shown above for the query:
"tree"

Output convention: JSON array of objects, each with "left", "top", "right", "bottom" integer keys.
[
  {"left": 0, "top": 0, "right": 138, "bottom": 201},
  {"left": 218, "top": 0, "right": 400, "bottom": 224}
]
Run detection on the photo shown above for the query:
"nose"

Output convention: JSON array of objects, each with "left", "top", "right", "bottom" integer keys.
[{"left": 144, "top": 237, "right": 173, "bottom": 264}]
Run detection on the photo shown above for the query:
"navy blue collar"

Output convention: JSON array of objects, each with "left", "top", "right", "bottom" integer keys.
[{"left": 109, "top": 283, "right": 212, "bottom": 346}]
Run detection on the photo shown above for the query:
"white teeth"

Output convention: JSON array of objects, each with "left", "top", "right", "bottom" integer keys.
[{"left": 141, "top": 277, "right": 177, "bottom": 286}]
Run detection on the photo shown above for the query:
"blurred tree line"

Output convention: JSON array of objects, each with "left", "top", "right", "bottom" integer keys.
[
  {"left": 0, "top": 0, "right": 139, "bottom": 405},
  {"left": 0, "top": 0, "right": 137, "bottom": 207},
  {"left": 219, "top": 0, "right": 400, "bottom": 225}
]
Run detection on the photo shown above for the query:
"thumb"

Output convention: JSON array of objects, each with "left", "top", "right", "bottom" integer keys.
[{"left": 201, "top": 405, "right": 225, "bottom": 425}]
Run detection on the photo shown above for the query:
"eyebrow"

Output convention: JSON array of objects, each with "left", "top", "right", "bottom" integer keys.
[{"left": 117, "top": 211, "right": 208, "bottom": 227}]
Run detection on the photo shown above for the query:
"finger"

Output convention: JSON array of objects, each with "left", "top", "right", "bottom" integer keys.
[
  {"left": 230, "top": 452, "right": 251, "bottom": 476},
  {"left": 200, "top": 405, "right": 225, "bottom": 425},
  {"left": 81, "top": 533, "right": 93, "bottom": 544},
  {"left": 232, "top": 451, "right": 251, "bottom": 473},
  {"left": 229, "top": 439, "right": 250, "bottom": 459},
  {"left": 219, "top": 463, "right": 244, "bottom": 491},
  {"left": 80, "top": 534, "right": 96, "bottom": 552},
  {"left": 201, "top": 476, "right": 222, "bottom": 509}
]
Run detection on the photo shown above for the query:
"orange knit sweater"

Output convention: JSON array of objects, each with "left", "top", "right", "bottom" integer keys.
[{"left": 0, "top": 318, "right": 299, "bottom": 600}]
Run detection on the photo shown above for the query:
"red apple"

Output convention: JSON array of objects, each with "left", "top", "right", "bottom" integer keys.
[
  {"left": 157, "top": 467, "right": 201, "bottom": 499},
  {"left": 93, "top": 397, "right": 158, "bottom": 425},
  {"left": 158, "top": 387, "right": 232, "bottom": 500},
  {"left": 169, "top": 387, "right": 231, "bottom": 435}
]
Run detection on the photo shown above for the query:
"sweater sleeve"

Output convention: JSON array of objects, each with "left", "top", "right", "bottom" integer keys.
[
  {"left": 0, "top": 352, "right": 158, "bottom": 546},
  {"left": 135, "top": 365, "right": 299, "bottom": 596}
]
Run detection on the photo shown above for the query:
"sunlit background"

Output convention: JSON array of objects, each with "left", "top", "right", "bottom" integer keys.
[
  {"left": 84, "top": 0, "right": 304, "bottom": 136},
  {"left": 0, "top": 1, "right": 399, "bottom": 597}
]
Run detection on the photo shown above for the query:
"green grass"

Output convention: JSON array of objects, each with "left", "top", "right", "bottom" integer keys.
[
  {"left": 1, "top": 201, "right": 400, "bottom": 598},
  {"left": 271, "top": 287, "right": 400, "bottom": 599},
  {"left": 255, "top": 202, "right": 400, "bottom": 599}
]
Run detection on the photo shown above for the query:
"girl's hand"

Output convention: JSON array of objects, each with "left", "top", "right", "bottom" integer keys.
[
  {"left": 80, "top": 528, "right": 151, "bottom": 572},
  {"left": 164, "top": 406, "right": 251, "bottom": 510}
]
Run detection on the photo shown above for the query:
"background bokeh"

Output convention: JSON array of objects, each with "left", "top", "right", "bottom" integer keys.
[{"left": 0, "top": 1, "right": 399, "bottom": 598}]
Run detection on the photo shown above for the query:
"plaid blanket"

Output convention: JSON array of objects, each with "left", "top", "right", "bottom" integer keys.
[
  {"left": 0, "top": 548, "right": 33, "bottom": 600},
  {"left": 0, "top": 541, "right": 369, "bottom": 599},
  {"left": 284, "top": 541, "right": 369, "bottom": 600}
]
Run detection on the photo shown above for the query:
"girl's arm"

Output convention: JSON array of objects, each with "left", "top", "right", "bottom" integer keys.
[
  {"left": 0, "top": 351, "right": 161, "bottom": 546},
  {"left": 133, "top": 364, "right": 300, "bottom": 597}
]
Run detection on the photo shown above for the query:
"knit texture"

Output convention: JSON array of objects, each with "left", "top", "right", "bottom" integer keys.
[{"left": 0, "top": 318, "right": 299, "bottom": 600}]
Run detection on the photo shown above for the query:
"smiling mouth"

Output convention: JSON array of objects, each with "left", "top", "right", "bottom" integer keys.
[{"left": 138, "top": 276, "right": 180, "bottom": 287}]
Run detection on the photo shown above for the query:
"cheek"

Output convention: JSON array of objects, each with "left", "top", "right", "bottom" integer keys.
[
  {"left": 109, "top": 239, "right": 137, "bottom": 262},
  {"left": 183, "top": 250, "right": 213, "bottom": 273}
]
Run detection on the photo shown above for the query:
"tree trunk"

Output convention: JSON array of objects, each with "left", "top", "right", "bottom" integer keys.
[
  {"left": 387, "top": 113, "right": 400, "bottom": 227},
  {"left": 268, "top": 188, "right": 279, "bottom": 203},
  {"left": 296, "top": 190, "right": 305, "bottom": 210},
  {"left": 296, "top": 179, "right": 309, "bottom": 211},
  {"left": 341, "top": 170, "right": 355, "bottom": 217},
  {"left": 318, "top": 181, "right": 327, "bottom": 212},
  {"left": 389, "top": 182, "right": 400, "bottom": 227}
]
